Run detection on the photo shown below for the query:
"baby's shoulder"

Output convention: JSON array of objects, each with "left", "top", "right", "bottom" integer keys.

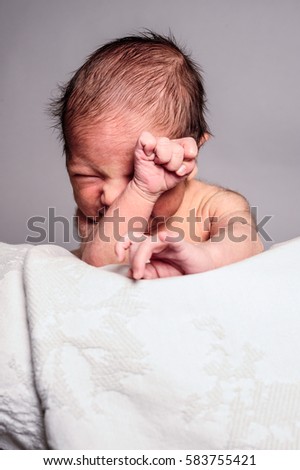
[
  {"left": 187, "top": 179, "right": 222, "bottom": 199},
  {"left": 185, "top": 179, "right": 225, "bottom": 209},
  {"left": 186, "top": 179, "right": 249, "bottom": 216}
]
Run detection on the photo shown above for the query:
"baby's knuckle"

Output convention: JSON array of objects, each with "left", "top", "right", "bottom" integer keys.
[
  {"left": 185, "top": 138, "right": 198, "bottom": 154},
  {"left": 185, "top": 136, "right": 196, "bottom": 145},
  {"left": 173, "top": 143, "right": 184, "bottom": 156},
  {"left": 156, "top": 137, "right": 170, "bottom": 147}
]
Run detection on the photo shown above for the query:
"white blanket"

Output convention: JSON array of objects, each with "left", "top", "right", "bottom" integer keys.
[{"left": 0, "top": 238, "right": 300, "bottom": 449}]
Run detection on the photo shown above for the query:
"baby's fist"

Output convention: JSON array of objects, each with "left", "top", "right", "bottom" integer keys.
[{"left": 133, "top": 131, "right": 198, "bottom": 200}]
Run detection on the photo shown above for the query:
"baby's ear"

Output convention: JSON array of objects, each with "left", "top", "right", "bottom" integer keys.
[{"left": 198, "top": 132, "right": 210, "bottom": 147}]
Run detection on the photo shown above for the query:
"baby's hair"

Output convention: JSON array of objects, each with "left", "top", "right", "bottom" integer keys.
[{"left": 49, "top": 30, "right": 210, "bottom": 156}]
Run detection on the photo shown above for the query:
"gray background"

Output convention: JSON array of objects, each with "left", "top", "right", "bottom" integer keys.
[{"left": 1, "top": 0, "right": 299, "bottom": 250}]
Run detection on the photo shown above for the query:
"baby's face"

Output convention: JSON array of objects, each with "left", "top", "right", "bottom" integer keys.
[
  {"left": 67, "top": 120, "right": 134, "bottom": 218},
  {"left": 67, "top": 118, "right": 185, "bottom": 220}
]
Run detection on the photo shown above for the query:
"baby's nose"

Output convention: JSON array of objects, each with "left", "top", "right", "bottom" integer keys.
[{"left": 101, "top": 182, "right": 124, "bottom": 208}]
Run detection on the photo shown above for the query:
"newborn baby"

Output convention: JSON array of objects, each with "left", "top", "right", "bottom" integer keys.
[{"left": 50, "top": 31, "right": 263, "bottom": 279}]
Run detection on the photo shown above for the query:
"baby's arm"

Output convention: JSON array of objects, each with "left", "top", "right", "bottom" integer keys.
[
  {"left": 116, "top": 189, "right": 263, "bottom": 279},
  {"left": 79, "top": 132, "right": 198, "bottom": 267}
]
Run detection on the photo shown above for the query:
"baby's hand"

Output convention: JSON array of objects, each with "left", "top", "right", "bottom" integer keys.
[
  {"left": 132, "top": 131, "right": 198, "bottom": 201},
  {"left": 115, "top": 231, "right": 215, "bottom": 279}
]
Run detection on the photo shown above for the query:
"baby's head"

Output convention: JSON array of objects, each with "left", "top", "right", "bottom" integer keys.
[
  {"left": 50, "top": 31, "right": 210, "bottom": 218},
  {"left": 52, "top": 31, "right": 209, "bottom": 155}
]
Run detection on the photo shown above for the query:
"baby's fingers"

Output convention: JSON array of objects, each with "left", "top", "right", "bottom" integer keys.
[
  {"left": 135, "top": 131, "right": 157, "bottom": 159},
  {"left": 130, "top": 241, "right": 154, "bottom": 280},
  {"left": 154, "top": 138, "right": 184, "bottom": 171},
  {"left": 175, "top": 158, "right": 197, "bottom": 178},
  {"left": 130, "top": 237, "right": 166, "bottom": 280},
  {"left": 115, "top": 236, "right": 132, "bottom": 262},
  {"left": 173, "top": 137, "right": 199, "bottom": 160},
  {"left": 115, "top": 232, "right": 146, "bottom": 262},
  {"left": 155, "top": 137, "right": 198, "bottom": 176}
]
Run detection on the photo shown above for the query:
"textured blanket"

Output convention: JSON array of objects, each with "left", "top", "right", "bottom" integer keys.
[{"left": 0, "top": 239, "right": 300, "bottom": 449}]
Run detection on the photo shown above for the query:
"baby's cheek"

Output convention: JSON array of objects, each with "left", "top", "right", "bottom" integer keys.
[{"left": 73, "top": 186, "right": 101, "bottom": 218}]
